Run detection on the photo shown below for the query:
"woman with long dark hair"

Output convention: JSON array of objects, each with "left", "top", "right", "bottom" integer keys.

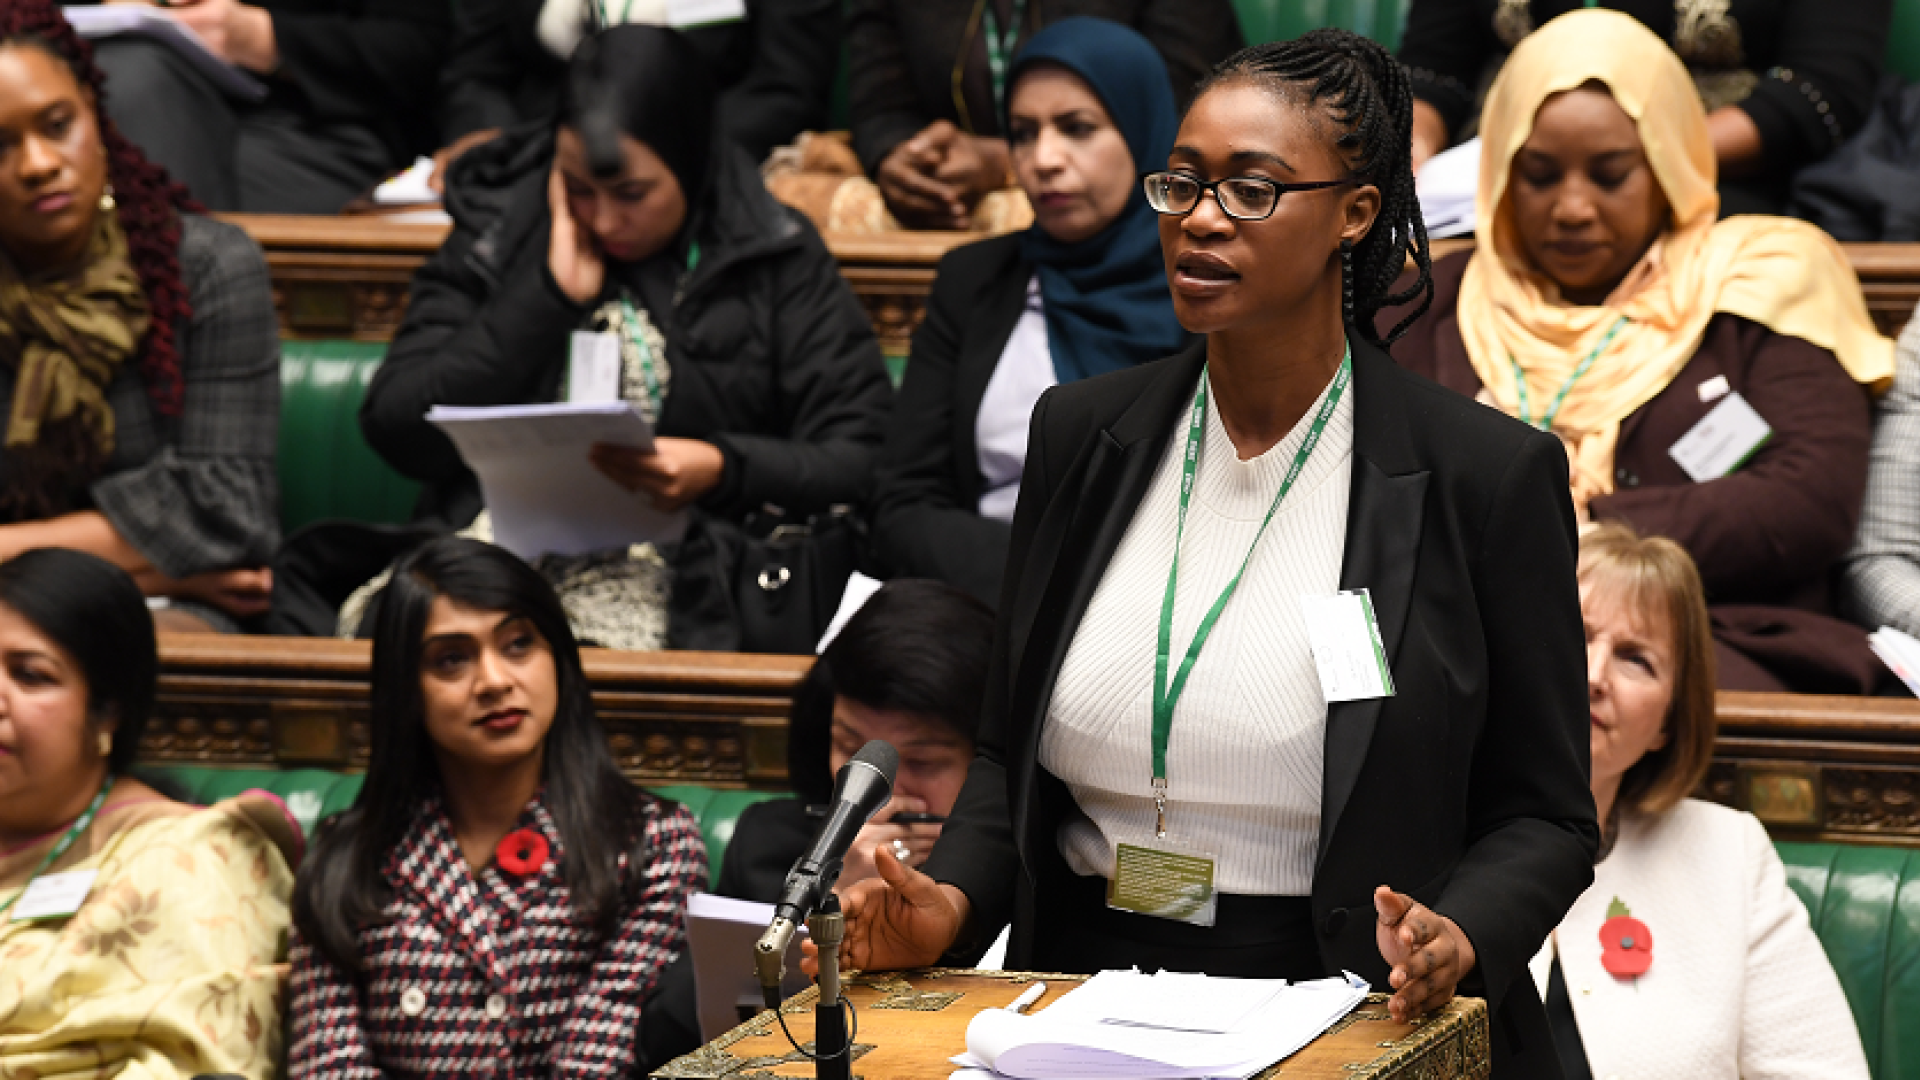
[
  {"left": 812, "top": 30, "right": 1597, "bottom": 1077},
  {"left": 0, "top": 548, "right": 294, "bottom": 1078},
  {"left": 287, "top": 536, "right": 705, "bottom": 1077},
  {"left": 0, "top": 3, "right": 280, "bottom": 633}
]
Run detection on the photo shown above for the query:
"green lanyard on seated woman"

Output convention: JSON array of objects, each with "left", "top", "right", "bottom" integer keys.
[
  {"left": 612, "top": 241, "right": 699, "bottom": 423},
  {"left": 0, "top": 776, "right": 113, "bottom": 919},
  {"left": 1510, "top": 314, "right": 1628, "bottom": 432}
]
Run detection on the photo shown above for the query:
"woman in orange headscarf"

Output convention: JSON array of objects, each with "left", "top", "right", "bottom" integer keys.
[{"left": 1389, "top": 8, "right": 1893, "bottom": 694}]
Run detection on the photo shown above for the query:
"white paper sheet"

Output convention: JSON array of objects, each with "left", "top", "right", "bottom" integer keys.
[
  {"left": 1418, "top": 137, "right": 1481, "bottom": 239},
  {"left": 960, "top": 969, "right": 1369, "bottom": 1080},
  {"left": 62, "top": 6, "right": 267, "bottom": 101},
  {"left": 686, "top": 892, "right": 811, "bottom": 1041},
  {"left": 373, "top": 157, "right": 440, "bottom": 207},
  {"left": 814, "top": 572, "right": 883, "bottom": 653},
  {"left": 426, "top": 402, "right": 686, "bottom": 558},
  {"left": 1870, "top": 626, "right": 1920, "bottom": 697}
]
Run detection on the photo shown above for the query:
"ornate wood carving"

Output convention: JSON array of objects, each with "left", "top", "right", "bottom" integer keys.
[
  {"left": 145, "top": 634, "right": 807, "bottom": 787},
  {"left": 143, "top": 636, "right": 1920, "bottom": 847}
]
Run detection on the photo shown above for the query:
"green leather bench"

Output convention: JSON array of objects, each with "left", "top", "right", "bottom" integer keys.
[
  {"left": 149, "top": 766, "right": 786, "bottom": 889},
  {"left": 279, "top": 341, "right": 420, "bottom": 534},
  {"left": 153, "top": 766, "right": 1918, "bottom": 1076}
]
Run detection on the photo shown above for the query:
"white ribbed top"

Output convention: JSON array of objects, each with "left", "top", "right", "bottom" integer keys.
[{"left": 1039, "top": 366, "right": 1353, "bottom": 895}]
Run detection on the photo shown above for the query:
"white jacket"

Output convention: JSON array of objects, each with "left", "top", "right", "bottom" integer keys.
[{"left": 1530, "top": 799, "right": 1869, "bottom": 1080}]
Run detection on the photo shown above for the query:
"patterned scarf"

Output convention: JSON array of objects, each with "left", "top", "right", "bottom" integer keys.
[{"left": 0, "top": 212, "right": 150, "bottom": 519}]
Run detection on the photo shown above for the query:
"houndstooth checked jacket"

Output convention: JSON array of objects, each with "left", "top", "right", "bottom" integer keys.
[
  {"left": 1844, "top": 304, "right": 1920, "bottom": 638},
  {"left": 285, "top": 792, "right": 705, "bottom": 1078}
]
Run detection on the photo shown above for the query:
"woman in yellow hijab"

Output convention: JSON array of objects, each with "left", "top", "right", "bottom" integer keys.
[{"left": 1390, "top": 8, "right": 1894, "bottom": 695}]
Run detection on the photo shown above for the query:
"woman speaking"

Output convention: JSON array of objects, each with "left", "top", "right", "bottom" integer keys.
[{"left": 814, "top": 30, "right": 1598, "bottom": 1077}]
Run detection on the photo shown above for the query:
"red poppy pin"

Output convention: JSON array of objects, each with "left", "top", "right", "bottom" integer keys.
[
  {"left": 1599, "top": 896, "right": 1652, "bottom": 979},
  {"left": 495, "top": 828, "right": 550, "bottom": 876}
]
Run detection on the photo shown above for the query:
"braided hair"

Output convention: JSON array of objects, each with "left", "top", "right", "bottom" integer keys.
[
  {"left": 1198, "top": 29, "right": 1433, "bottom": 346},
  {"left": 0, "top": 0, "right": 196, "bottom": 419}
]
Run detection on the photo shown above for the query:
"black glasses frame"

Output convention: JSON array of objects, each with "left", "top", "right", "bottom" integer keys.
[{"left": 1141, "top": 171, "right": 1357, "bottom": 222}]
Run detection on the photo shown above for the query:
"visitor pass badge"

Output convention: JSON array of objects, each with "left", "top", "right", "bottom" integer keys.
[
  {"left": 1668, "top": 392, "right": 1771, "bottom": 482},
  {"left": 10, "top": 870, "right": 98, "bottom": 922},
  {"left": 1300, "top": 589, "right": 1396, "bottom": 702},
  {"left": 1108, "top": 839, "right": 1218, "bottom": 927}
]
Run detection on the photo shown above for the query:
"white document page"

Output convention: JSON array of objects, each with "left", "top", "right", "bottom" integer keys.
[
  {"left": 1869, "top": 626, "right": 1920, "bottom": 697},
  {"left": 373, "top": 157, "right": 439, "bottom": 207},
  {"left": 1417, "top": 137, "right": 1480, "bottom": 239},
  {"left": 426, "top": 402, "right": 686, "bottom": 559},
  {"left": 686, "top": 892, "right": 810, "bottom": 1042},
  {"left": 63, "top": 7, "right": 267, "bottom": 101},
  {"left": 958, "top": 970, "right": 1369, "bottom": 1080},
  {"left": 1036, "top": 970, "right": 1286, "bottom": 1034}
]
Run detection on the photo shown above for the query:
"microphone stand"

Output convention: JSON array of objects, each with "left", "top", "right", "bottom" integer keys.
[{"left": 808, "top": 893, "right": 850, "bottom": 1080}]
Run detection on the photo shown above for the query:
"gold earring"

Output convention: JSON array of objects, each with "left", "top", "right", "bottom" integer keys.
[
  {"left": 97, "top": 731, "right": 112, "bottom": 757},
  {"left": 99, "top": 185, "right": 116, "bottom": 213}
]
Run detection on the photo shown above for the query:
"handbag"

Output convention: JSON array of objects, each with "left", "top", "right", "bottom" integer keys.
[{"left": 732, "top": 504, "right": 863, "bottom": 655}]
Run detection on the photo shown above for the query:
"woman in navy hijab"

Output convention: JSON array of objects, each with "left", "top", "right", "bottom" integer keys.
[{"left": 870, "top": 17, "right": 1189, "bottom": 603}]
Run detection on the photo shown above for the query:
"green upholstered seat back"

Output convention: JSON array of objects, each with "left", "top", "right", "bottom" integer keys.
[
  {"left": 1232, "top": 0, "right": 1409, "bottom": 50},
  {"left": 1891, "top": 0, "right": 1920, "bottom": 82},
  {"left": 1777, "top": 842, "right": 1920, "bottom": 1079},
  {"left": 278, "top": 340, "right": 420, "bottom": 534},
  {"left": 144, "top": 767, "right": 786, "bottom": 890}
]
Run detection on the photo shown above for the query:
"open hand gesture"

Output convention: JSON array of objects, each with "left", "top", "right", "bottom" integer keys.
[
  {"left": 1374, "top": 886, "right": 1477, "bottom": 1022},
  {"left": 801, "top": 844, "right": 970, "bottom": 977}
]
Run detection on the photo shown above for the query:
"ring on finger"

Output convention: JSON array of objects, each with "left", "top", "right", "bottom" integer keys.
[{"left": 891, "top": 839, "right": 912, "bottom": 865}]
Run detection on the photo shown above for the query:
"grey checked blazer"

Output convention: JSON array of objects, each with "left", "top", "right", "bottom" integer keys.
[
  {"left": 1843, "top": 304, "right": 1920, "bottom": 637},
  {"left": 0, "top": 213, "right": 281, "bottom": 579}
]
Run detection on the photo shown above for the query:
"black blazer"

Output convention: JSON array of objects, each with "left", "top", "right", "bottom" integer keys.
[
  {"left": 869, "top": 235, "right": 1031, "bottom": 603},
  {"left": 919, "top": 336, "right": 1599, "bottom": 1075}
]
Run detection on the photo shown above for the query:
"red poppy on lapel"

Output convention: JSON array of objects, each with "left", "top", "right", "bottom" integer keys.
[
  {"left": 496, "top": 828, "right": 550, "bottom": 876},
  {"left": 1599, "top": 896, "right": 1652, "bottom": 978}
]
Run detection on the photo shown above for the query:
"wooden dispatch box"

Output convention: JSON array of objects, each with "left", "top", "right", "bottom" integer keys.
[{"left": 651, "top": 968, "right": 1491, "bottom": 1080}]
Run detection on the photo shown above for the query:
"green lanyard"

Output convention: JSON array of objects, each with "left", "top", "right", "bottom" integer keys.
[
  {"left": 982, "top": 0, "right": 1028, "bottom": 113},
  {"left": 616, "top": 294, "right": 666, "bottom": 421},
  {"left": 0, "top": 777, "right": 113, "bottom": 919},
  {"left": 595, "top": 0, "right": 635, "bottom": 26},
  {"left": 1150, "top": 350, "right": 1351, "bottom": 837},
  {"left": 1510, "top": 315, "right": 1627, "bottom": 432},
  {"left": 613, "top": 242, "right": 695, "bottom": 422}
]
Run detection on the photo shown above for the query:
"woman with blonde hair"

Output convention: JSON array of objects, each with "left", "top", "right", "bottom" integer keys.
[
  {"left": 1538, "top": 524, "right": 1867, "bottom": 1079},
  {"left": 1389, "top": 9, "right": 1894, "bottom": 694}
]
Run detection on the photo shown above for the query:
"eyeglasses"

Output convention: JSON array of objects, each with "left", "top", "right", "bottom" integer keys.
[{"left": 1141, "top": 171, "right": 1356, "bottom": 222}]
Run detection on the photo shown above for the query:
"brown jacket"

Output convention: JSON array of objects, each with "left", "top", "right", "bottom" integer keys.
[{"left": 1386, "top": 252, "right": 1880, "bottom": 693}]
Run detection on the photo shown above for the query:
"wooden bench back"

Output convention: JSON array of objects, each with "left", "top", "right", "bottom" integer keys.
[
  {"left": 226, "top": 214, "right": 1920, "bottom": 350},
  {"left": 142, "top": 634, "right": 1920, "bottom": 848}
]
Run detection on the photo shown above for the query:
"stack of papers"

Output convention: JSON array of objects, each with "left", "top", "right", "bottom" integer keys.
[
  {"left": 426, "top": 401, "right": 687, "bottom": 559},
  {"left": 1870, "top": 625, "right": 1920, "bottom": 697},
  {"left": 1418, "top": 137, "right": 1481, "bottom": 239},
  {"left": 374, "top": 157, "right": 442, "bottom": 208},
  {"left": 951, "top": 969, "right": 1369, "bottom": 1080}
]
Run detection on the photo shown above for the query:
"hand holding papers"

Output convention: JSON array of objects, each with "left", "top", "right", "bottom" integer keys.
[
  {"left": 62, "top": 6, "right": 267, "bottom": 101},
  {"left": 951, "top": 969, "right": 1369, "bottom": 1080},
  {"left": 426, "top": 402, "right": 687, "bottom": 559}
]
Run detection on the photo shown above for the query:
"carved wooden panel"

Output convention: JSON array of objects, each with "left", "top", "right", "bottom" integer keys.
[
  {"left": 1699, "top": 691, "right": 1920, "bottom": 845},
  {"left": 144, "top": 634, "right": 808, "bottom": 788}
]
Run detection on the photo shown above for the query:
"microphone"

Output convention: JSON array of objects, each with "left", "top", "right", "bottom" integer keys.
[{"left": 754, "top": 740, "right": 899, "bottom": 1007}]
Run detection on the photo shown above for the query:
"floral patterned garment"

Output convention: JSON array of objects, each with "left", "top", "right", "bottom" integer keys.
[{"left": 0, "top": 794, "right": 295, "bottom": 1080}]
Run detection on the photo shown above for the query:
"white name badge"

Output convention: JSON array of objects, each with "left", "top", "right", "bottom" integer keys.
[
  {"left": 667, "top": 0, "right": 748, "bottom": 26},
  {"left": 11, "top": 870, "right": 98, "bottom": 922},
  {"left": 566, "top": 331, "right": 622, "bottom": 404},
  {"left": 1300, "top": 589, "right": 1395, "bottom": 703},
  {"left": 1668, "top": 391, "right": 1772, "bottom": 483}
]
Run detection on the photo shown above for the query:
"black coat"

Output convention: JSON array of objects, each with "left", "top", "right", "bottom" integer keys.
[
  {"left": 264, "top": 0, "right": 450, "bottom": 162},
  {"left": 847, "top": 0, "right": 1242, "bottom": 175},
  {"left": 918, "top": 336, "right": 1599, "bottom": 1076},
  {"left": 360, "top": 128, "right": 893, "bottom": 529},
  {"left": 437, "top": 0, "right": 838, "bottom": 161},
  {"left": 869, "top": 235, "right": 1030, "bottom": 603}
]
